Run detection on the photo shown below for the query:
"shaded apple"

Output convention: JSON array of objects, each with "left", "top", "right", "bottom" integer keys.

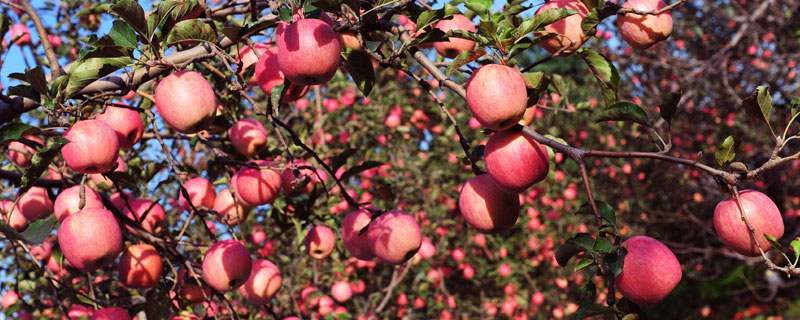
[
  {"left": 305, "top": 225, "right": 336, "bottom": 260},
  {"left": 95, "top": 104, "right": 144, "bottom": 149},
  {"left": 91, "top": 307, "right": 131, "bottom": 320},
  {"left": 228, "top": 118, "right": 268, "bottom": 157},
  {"left": 484, "top": 129, "right": 549, "bottom": 192},
  {"left": 213, "top": 188, "right": 251, "bottom": 226},
  {"left": 235, "top": 160, "right": 282, "bottom": 206},
  {"left": 238, "top": 259, "right": 283, "bottom": 305},
  {"left": 458, "top": 174, "right": 521, "bottom": 233},
  {"left": 341, "top": 208, "right": 376, "bottom": 260},
  {"left": 535, "top": 0, "right": 590, "bottom": 55},
  {"left": 122, "top": 198, "right": 167, "bottom": 234},
  {"left": 7, "top": 135, "right": 43, "bottom": 167},
  {"left": 119, "top": 244, "right": 163, "bottom": 288},
  {"left": 202, "top": 240, "right": 252, "bottom": 291},
  {"left": 366, "top": 210, "right": 422, "bottom": 265},
  {"left": 15, "top": 186, "right": 53, "bottom": 221},
  {"left": 433, "top": 15, "right": 476, "bottom": 59},
  {"left": 617, "top": 0, "right": 673, "bottom": 49}
]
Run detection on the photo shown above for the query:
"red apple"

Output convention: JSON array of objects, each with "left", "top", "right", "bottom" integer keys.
[
  {"left": 14, "top": 186, "right": 53, "bottom": 221},
  {"left": 318, "top": 296, "right": 334, "bottom": 316},
  {"left": 535, "top": 0, "right": 590, "bottom": 55},
  {"left": 1, "top": 199, "right": 29, "bottom": 231},
  {"left": 154, "top": 70, "right": 217, "bottom": 134},
  {"left": 1, "top": 291, "right": 18, "bottom": 308},
  {"left": 228, "top": 118, "right": 268, "bottom": 157},
  {"left": 8, "top": 24, "right": 30, "bottom": 46},
  {"left": 62, "top": 119, "right": 120, "bottom": 174},
  {"left": 213, "top": 188, "right": 251, "bottom": 226},
  {"left": 617, "top": 0, "right": 673, "bottom": 50},
  {"left": 255, "top": 46, "right": 309, "bottom": 102},
  {"left": 179, "top": 177, "right": 216, "bottom": 212},
  {"left": 91, "top": 307, "right": 131, "bottom": 320},
  {"left": 30, "top": 239, "right": 52, "bottom": 260},
  {"left": 237, "top": 43, "right": 270, "bottom": 85},
  {"left": 713, "top": 190, "right": 785, "bottom": 256},
  {"left": 277, "top": 18, "right": 341, "bottom": 86},
  {"left": 615, "top": 235, "right": 681, "bottom": 305},
  {"left": 305, "top": 225, "right": 336, "bottom": 260},
  {"left": 366, "top": 210, "right": 422, "bottom": 265},
  {"left": 7, "top": 135, "right": 43, "bottom": 167},
  {"left": 465, "top": 65, "right": 527, "bottom": 130},
  {"left": 484, "top": 129, "right": 549, "bottom": 192},
  {"left": 458, "top": 174, "right": 521, "bottom": 233},
  {"left": 341, "top": 209, "right": 376, "bottom": 260},
  {"left": 58, "top": 208, "right": 122, "bottom": 272},
  {"left": 235, "top": 160, "right": 282, "bottom": 206},
  {"left": 122, "top": 198, "right": 167, "bottom": 234},
  {"left": 95, "top": 105, "right": 144, "bottom": 149},
  {"left": 54, "top": 185, "right": 104, "bottom": 223},
  {"left": 202, "top": 240, "right": 252, "bottom": 291},
  {"left": 433, "top": 15, "right": 476, "bottom": 59},
  {"left": 119, "top": 244, "right": 163, "bottom": 288},
  {"left": 237, "top": 259, "right": 282, "bottom": 305},
  {"left": 331, "top": 280, "right": 353, "bottom": 303}
]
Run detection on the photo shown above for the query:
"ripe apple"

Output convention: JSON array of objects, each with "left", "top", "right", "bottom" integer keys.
[
  {"left": 54, "top": 185, "right": 104, "bottom": 222},
  {"left": 122, "top": 198, "right": 167, "bottom": 234},
  {"left": 58, "top": 208, "right": 122, "bottom": 272},
  {"left": 713, "top": 190, "right": 785, "bottom": 256},
  {"left": 30, "top": 239, "right": 52, "bottom": 260},
  {"left": 95, "top": 104, "right": 144, "bottom": 149},
  {"left": 235, "top": 160, "right": 282, "bottom": 206},
  {"left": 179, "top": 177, "right": 216, "bottom": 212},
  {"left": 228, "top": 118, "right": 268, "bottom": 157},
  {"left": 14, "top": 186, "right": 53, "bottom": 221},
  {"left": 90, "top": 307, "right": 131, "bottom": 320},
  {"left": 213, "top": 188, "right": 251, "bottom": 226},
  {"left": 341, "top": 209, "right": 376, "bottom": 260},
  {"left": 277, "top": 19, "right": 341, "bottom": 86},
  {"left": 255, "top": 46, "right": 309, "bottom": 102},
  {"left": 238, "top": 259, "right": 282, "bottom": 305},
  {"left": 417, "top": 236, "right": 436, "bottom": 260},
  {"left": 318, "top": 295, "right": 334, "bottom": 316},
  {"left": 458, "top": 174, "right": 521, "bottom": 233},
  {"left": 305, "top": 225, "right": 336, "bottom": 260},
  {"left": 154, "top": 70, "right": 217, "bottom": 134},
  {"left": 535, "top": 0, "right": 590, "bottom": 55},
  {"left": 1, "top": 290, "right": 18, "bottom": 308},
  {"left": 8, "top": 135, "right": 43, "bottom": 167},
  {"left": 340, "top": 32, "right": 362, "bottom": 50},
  {"left": 237, "top": 43, "right": 270, "bottom": 85},
  {"left": 617, "top": 0, "right": 673, "bottom": 49},
  {"left": 484, "top": 129, "right": 550, "bottom": 192},
  {"left": 202, "top": 240, "right": 252, "bottom": 291},
  {"left": 366, "top": 210, "right": 422, "bottom": 265},
  {"left": 518, "top": 106, "right": 537, "bottom": 126},
  {"left": 433, "top": 15, "right": 476, "bottom": 58},
  {"left": 465, "top": 65, "right": 527, "bottom": 131},
  {"left": 118, "top": 244, "right": 163, "bottom": 288},
  {"left": 8, "top": 24, "right": 30, "bottom": 46},
  {"left": 62, "top": 119, "right": 120, "bottom": 174},
  {"left": 331, "top": 280, "right": 353, "bottom": 303},
  {"left": 615, "top": 235, "right": 681, "bottom": 305}
]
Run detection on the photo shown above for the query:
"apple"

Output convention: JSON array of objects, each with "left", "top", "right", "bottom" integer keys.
[
  {"left": 89, "top": 157, "right": 127, "bottom": 188},
  {"left": 14, "top": 186, "right": 53, "bottom": 221},
  {"left": 119, "top": 244, "right": 163, "bottom": 288},
  {"left": 535, "top": 0, "right": 590, "bottom": 55},
  {"left": 341, "top": 209, "right": 376, "bottom": 260},
  {"left": 713, "top": 190, "right": 785, "bottom": 256},
  {"left": 58, "top": 208, "right": 122, "bottom": 272},
  {"left": 331, "top": 280, "right": 353, "bottom": 303},
  {"left": 8, "top": 24, "right": 30, "bottom": 46},
  {"left": 417, "top": 236, "right": 435, "bottom": 260},
  {"left": 617, "top": 0, "right": 673, "bottom": 50},
  {"left": 235, "top": 160, "right": 282, "bottom": 206},
  {"left": 255, "top": 46, "right": 309, "bottom": 102},
  {"left": 213, "top": 188, "right": 251, "bottom": 226},
  {"left": 305, "top": 225, "right": 336, "bottom": 260},
  {"left": 154, "top": 70, "right": 217, "bottom": 134},
  {"left": 433, "top": 15, "right": 476, "bottom": 58},
  {"left": 8, "top": 135, "right": 43, "bottom": 167},
  {"left": 340, "top": 32, "right": 362, "bottom": 50},
  {"left": 54, "top": 185, "right": 104, "bottom": 223},
  {"left": 122, "top": 198, "right": 167, "bottom": 234},
  {"left": 518, "top": 106, "right": 537, "bottom": 126},
  {"left": 277, "top": 18, "right": 341, "bottom": 86},
  {"left": 366, "top": 210, "right": 422, "bottom": 265},
  {"left": 238, "top": 259, "right": 282, "bottom": 305},
  {"left": 179, "top": 177, "right": 216, "bottom": 212},
  {"left": 1, "top": 290, "right": 18, "bottom": 308},
  {"left": 458, "top": 174, "right": 521, "bottom": 233},
  {"left": 615, "top": 235, "right": 681, "bottom": 305},
  {"left": 62, "top": 119, "right": 120, "bottom": 174},
  {"left": 68, "top": 305, "right": 93, "bottom": 318},
  {"left": 465, "top": 65, "right": 527, "bottom": 131},
  {"left": 237, "top": 43, "right": 270, "bottom": 85},
  {"left": 484, "top": 129, "right": 550, "bottom": 192},
  {"left": 90, "top": 307, "right": 131, "bottom": 320},
  {"left": 202, "top": 240, "right": 252, "bottom": 291},
  {"left": 228, "top": 118, "right": 268, "bottom": 157},
  {"left": 95, "top": 104, "right": 144, "bottom": 149},
  {"left": 30, "top": 239, "right": 52, "bottom": 260},
  {"left": 281, "top": 159, "right": 324, "bottom": 195}
]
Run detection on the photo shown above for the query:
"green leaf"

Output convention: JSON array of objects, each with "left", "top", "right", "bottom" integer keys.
[
  {"left": 580, "top": 5, "right": 618, "bottom": 36},
  {"left": 790, "top": 237, "right": 800, "bottom": 258},
  {"left": 8, "top": 85, "right": 41, "bottom": 103},
  {"left": 416, "top": 10, "right": 447, "bottom": 31},
  {"left": 409, "top": 28, "right": 447, "bottom": 47},
  {"left": 576, "top": 201, "right": 616, "bottom": 226},
  {"left": 790, "top": 97, "right": 799, "bottom": 118},
  {"left": 446, "top": 47, "right": 486, "bottom": 76},
  {"left": 517, "top": 8, "right": 577, "bottom": 43},
  {"left": 340, "top": 161, "right": 384, "bottom": 181},
  {"left": 75, "top": 2, "right": 111, "bottom": 18},
  {"left": 341, "top": 48, "right": 376, "bottom": 96},
  {"left": 111, "top": 0, "right": 147, "bottom": 37},
  {"left": 764, "top": 234, "right": 782, "bottom": 252},
  {"left": 20, "top": 217, "right": 56, "bottom": 245},
  {"left": 607, "top": 247, "right": 627, "bottom": 277},
  {"left": 109, "top": 20, "right": 138, "bottom": 48},
  {"left": 465, "top": 0, "right": 492, "bottom": 18},
  {"left": 330, "top": 149, "right": 358, "bottom": 172},
  {"left": 592, "top": 237, "right": 613, "bottom": 253},
  {"left": 19, "top": 137, "right": 68, "bottom": 194},
  {"left": 0, "top": 220, "right": 29, "bottom": 243},
  {"left": 595, "top": 102, "right": 652, "bottom": 127},
  {"left": 0, "top": 123, "right": 40, "bottom": 146},
  {"left": 574, "top": 259, "right": 594, "bottom": 272},
  {"left": 578, "top": 48, "right": 619, "bottom": 106},
  {"left": 164, "top": 19, "right": 216, "bottom": 47},
  {"left": 444, "top": 29, "right": 491, "bottom": 46},
  {"left": 659, "top": 91, "right": 682, "bottom": 124},
  {"left": 25, "top": 66, "right": 49, "bottom": 99},
  {"left": 65, "top": 49, "right": 132, "bottom": 98},
  {"left": 714, "top": 135, "right": 736, "bottom": 167},
  {"left": 522, "top": 72, "right": 550, "bottom": 104},
  {"left": 556, "top": 243, "right": 585, "bottom": 267},
  {"left": 741, "top": 86, "right": 773, "bottom": 125}
]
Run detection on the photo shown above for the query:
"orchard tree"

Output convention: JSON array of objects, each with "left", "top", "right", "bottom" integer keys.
[{"left": 0, "top": 0, "right": 798, "bottom": 319}]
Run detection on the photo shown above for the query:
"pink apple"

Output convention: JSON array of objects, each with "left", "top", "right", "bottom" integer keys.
[
  {"left": 484, "top": 129, "right": 549, "bottom": 192},
  {"left": 54, "top": 185, "right": 104, "bottom": 223},
  {"left": 713, "top": 190, "right": 785, "bottom": 256},
  {"left": 15, "top": 186, "right": 53, "bottom": 221},
  {"left": 617, "top": 0, "right": 673, "bottom": 49},
  {"left": 385, "top": 113, "right": 401, "bottom": 128},
  {"left": 62, "top": 119, "right": 120, "bottom": 174},
  {"left": 255, "top": 46, "right": 309, "bottom": 102},
  {"left": 122, "top": 198, "right": 167, "bottom": 234},
  {"left": 433, "top": 15, "right": 476, "bottom": 59},
  {"left": 95, "top": 105, "right": 144, "bottom": 149},
  {"left": 465, "top": 65, "right": 527, "bottom": 130},
  {"left": 8, "top": 135, "right": 43, "bottom": 167},
  {"left": 213, "top": 188, "right": 251, "bottom": 226},
  {"left": 91, "top": 307, "right": 131, "bottom": 320},
  {"left": 281, "top": 159, "right": 325, "bottom": 195},
  {"left": 202, "top": 240, "right": 252, "bottom": 291},
  {"left": 305, "top": 225, "right": 336, "bottom": 260},
  {"left": 179, "top": 177, "right": 216, "bottom": 212},
  {"left": 30, "top": 239, "right": 52, "bottom": 260},
  {"left": 341, "top": 209, "right": 376, "bottom": 260},
  {"left": 536, "top": 0, "right": 590, "bottom": 55},
  {"left": 238, "top": 259, "right": 283, "bottom": 305},
  {"left": 615, "top": 235, "right": 681, "bottom": 305},
  {"left": 235, "top": 160, "right": 282, "bottom": 206},
  {"left": 498, "top": 263, "right": 512, "bottom": 277},
  {"left": 47, "top": 34, "right": 62, "bottom": 48},
  {"left": 1, "top": 290, "right": 18, "bottom": 308},
  {"left": 331, "top": 280, "right": 353, "bottom": 303},
  {"left": 317, "top": 296, "right": 334, "bottom": 316},
  {"left": 237, "top": 43, "right": 270, "bottom": 85},
  {"left": 228, "top": 118, "right": 268, "bottom": 157},
  {"left": 366, "top": 210, "right": 422, "bottom": 265},
  {"left": 277, "top": 19, "right": 341, "bottom": 85},
  {"left": 58, "top": 208, "right": 122, "bottom": 272},
  {"left": 417, "top": 236, "right": 436, "bottom": 259},
  {"left": 119, "top": 244, "right": 163, "bottom": 288},
  {"left": 458, "top": 174, "right": 521, "bottom": 233},
  {"left": 8, "top": 24, "right": 30, "bottom": 46},
  {"left": 154, "top": 70, "right": 217, "bottom": 134},
  {"left": 1, "top": 199, "right": 28, "bottom": 231}
]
